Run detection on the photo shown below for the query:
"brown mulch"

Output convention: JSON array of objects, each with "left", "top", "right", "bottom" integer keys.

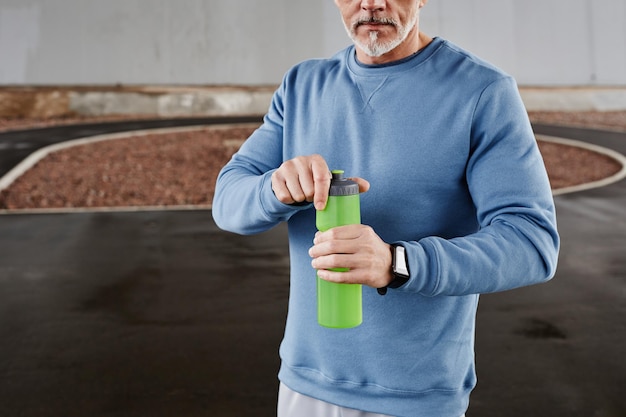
[
  {"left": 0, "top": 112, "right": 624, "bottom": 210},
  {"left": 536, "top": 141, "right": 621, "bottom": 190},
  {"left": 0, "top": 126, "right": 255, "bottom": 209}
]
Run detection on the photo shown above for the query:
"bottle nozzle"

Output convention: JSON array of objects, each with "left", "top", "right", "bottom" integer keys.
[{"left": 331, "top": 170, "right": 345, "bottom": 181}]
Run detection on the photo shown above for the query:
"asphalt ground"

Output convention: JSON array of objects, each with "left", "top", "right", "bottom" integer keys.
[{"left": 0, "top": 121, "right": 624, "bottom": 417}]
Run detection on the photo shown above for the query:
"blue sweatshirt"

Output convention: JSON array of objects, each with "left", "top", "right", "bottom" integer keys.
[{"left": 212, "top": 38, "right": 559, "bottom": 417}]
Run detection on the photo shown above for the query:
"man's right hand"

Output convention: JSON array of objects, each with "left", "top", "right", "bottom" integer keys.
[
  {"left": 271, "top": 154, "right": 332, "bottom": 210},
  {"left": 271, "top": 154, "right": 370, "bottom": 211}
]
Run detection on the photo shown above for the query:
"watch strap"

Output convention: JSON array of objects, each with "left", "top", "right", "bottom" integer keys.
[{"left": 377, "top": 244, "right": 410, "bottom": 296}]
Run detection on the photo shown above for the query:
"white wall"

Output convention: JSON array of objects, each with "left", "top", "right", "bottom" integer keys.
[
  {"left": 0, "top": 0, "right": 337, "bottom": 85},
  {"left": 0, "top": 0, "right": 624, "bottom": 86},
  {"left": 420, "top": 0, "right": 626, "bottom": 86}
]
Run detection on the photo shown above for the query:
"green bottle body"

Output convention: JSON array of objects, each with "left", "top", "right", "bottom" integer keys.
[{"left": 316, "top": 171, "right": 362, "bottom": 329}]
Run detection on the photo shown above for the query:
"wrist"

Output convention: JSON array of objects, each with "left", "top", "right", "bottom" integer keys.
[{"left": 377, "top": 244, "right": 410, "bottom": 295}]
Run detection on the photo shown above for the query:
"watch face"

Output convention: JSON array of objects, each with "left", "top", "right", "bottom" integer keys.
[{"left": 393, "top": 245, "right": 409, "bottom": 277}]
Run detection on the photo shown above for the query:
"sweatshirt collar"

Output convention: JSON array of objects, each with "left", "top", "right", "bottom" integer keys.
[{"left": 346, "top": 37, "right": 442, "bottom": 77}]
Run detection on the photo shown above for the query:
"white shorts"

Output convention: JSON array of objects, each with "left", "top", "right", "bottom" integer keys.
[{"left": 277, "top": 382, "right": 466, "bottom": 417}]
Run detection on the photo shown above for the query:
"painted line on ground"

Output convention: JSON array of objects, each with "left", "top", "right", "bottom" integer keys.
[
  {"left": 0, "top": 123, "right": 257, "bottom": 193},
  {"left": 537, "top": 134, "right": 626, "bottom": 196},
  {"left": 0, "top": 204, "right": 212, "bottom": 216}
]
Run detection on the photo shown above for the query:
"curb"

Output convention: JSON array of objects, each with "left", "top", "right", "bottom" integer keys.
[{"left": 2, "top": 86, "right": 626, "bottom": 119}]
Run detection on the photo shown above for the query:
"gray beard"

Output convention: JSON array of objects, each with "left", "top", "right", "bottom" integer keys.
[
  {"left": 346, "top": 14, "right": 418, "bottom": 58},
  {"left": 355, "top": 30, "right": 405, "bottom": 57}
]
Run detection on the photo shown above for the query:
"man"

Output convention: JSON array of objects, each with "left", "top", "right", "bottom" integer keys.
[{"left": 212, "top": 0, "right": 559, "bottom": 416}]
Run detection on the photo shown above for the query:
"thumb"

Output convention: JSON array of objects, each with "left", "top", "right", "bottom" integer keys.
[{"left": 349, "top": 177, "right": 370, "bottom": 194}]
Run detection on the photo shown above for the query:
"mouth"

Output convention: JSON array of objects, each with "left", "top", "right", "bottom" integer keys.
[{"left": 354, "top": 17, "right": 397, "bottom": 30}]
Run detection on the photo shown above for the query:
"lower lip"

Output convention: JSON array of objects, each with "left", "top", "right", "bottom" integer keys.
[{"left": 359, "top": 23, "right": 388, "bottom": 30}]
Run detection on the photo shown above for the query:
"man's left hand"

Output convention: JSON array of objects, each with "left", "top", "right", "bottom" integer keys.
[{"left": 309, "top": 224, "right": 393, "bottom": 288}]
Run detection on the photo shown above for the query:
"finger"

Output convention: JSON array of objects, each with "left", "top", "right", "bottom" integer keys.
[
  {"left": 316, "top": 267, "right": 381, "bottom": 287},
  {"left": 298, "top": 170, "right": 316, "bottom": 202},
  {"left": 309, "top": 237, "right": 357, "bottom": 259},
  {"left": 316, "top": 268, "right": 354, "bottom": 284},
  {"left": 271, "top": 162, "right": 308, "bottom": 204},
  {"left": 284, "top": 174, "right": 306, "bottom": 203},
  {"left": 271, "top": 172, "right": 295, "bottom": 204},
  {"left": 313, "top": 224, "right": 364, "bottom": 244},
  {"left": 311, "top": 157, "right": 331, "bottom": 210},
  {"left": 311, "top": 253, "right": 355, "bottom": 271},
  {"left": 349, "top": 177, "right": 370, "bottom": 194}
]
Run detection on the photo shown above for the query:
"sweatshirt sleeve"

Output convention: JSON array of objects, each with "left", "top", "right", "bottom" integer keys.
[
  {"left": 400, "top": 76, "right": 560, "bottom": 296},
  {"left": 212, "top": 82, "right": 311, "bottom": 235}
]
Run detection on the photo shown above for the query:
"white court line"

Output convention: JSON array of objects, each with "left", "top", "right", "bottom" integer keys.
[
  {"left": 0, "top": 124, "right": 254, "bottom": 192},
  {"left": 537, "top": 134, "right": 626, "bottom": 196}
]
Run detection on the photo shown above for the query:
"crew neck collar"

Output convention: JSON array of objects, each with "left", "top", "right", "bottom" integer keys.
[{"left": 347, "top": 37, "right": 442, "bottom": 76}]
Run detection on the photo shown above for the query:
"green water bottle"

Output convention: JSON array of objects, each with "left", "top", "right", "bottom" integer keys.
[{"left": 316, "top": 170, "right": 362, "bottom": 329}]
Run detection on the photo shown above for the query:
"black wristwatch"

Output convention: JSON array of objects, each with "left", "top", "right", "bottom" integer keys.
[{"left": 378, "top": 244, "right": 410, "bottom": 295}]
